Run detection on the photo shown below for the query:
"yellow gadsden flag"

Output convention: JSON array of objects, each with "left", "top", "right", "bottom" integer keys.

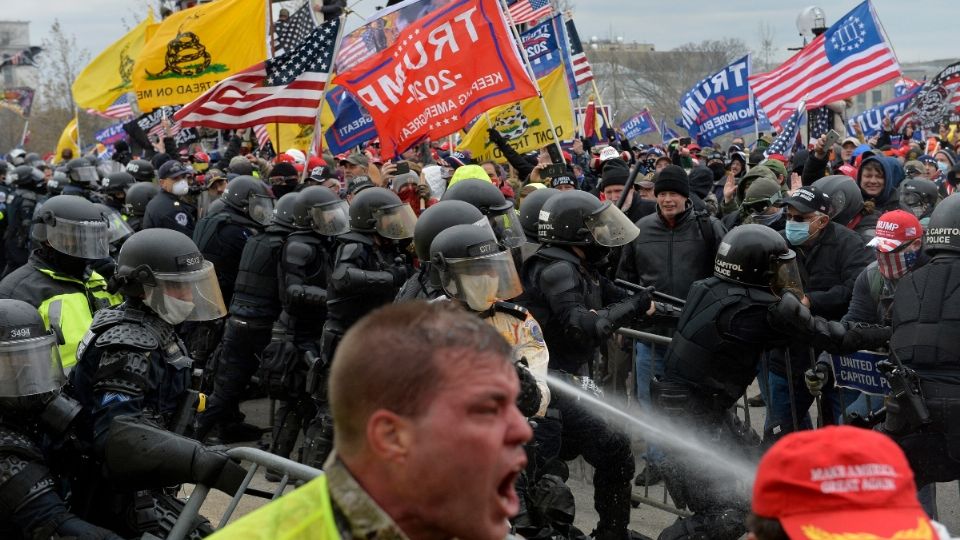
[
  {"left": 55, "top": 117, "right": 79, "bottom": 160},
  {"left": 458, "top": 67, "right": 573, "bottom": 163},
  {"left": 267, "top": 123, "right": 315, "bottom": 154},
  {"left": 133, "top": 0, "right": 267, "bottom": 111},
  {"left": 72, "top": 12, "right": 155, "bottom": 111}
]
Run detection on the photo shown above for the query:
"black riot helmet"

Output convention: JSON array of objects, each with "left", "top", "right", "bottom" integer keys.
[
  {"left": 293, "top": 185, "right": 350, "bottom": 235},
  {"left": 221, "top": 175, "right": 275, "bottom": 226},
  {"left": 112, "top": 229, "right": 227, "bottom": 325},
  {"left": 125, "top": 159, "right": 156, "bottom": 182},
  {"left": 714, "top": 224, "right": 802, "bottom": 296},
  {"left": 272, "top": 192, "right": 299, "bottom": 229},
  {"left": 538, "top": 190, "right": 639, "bottom": 247},
  {"left": 430, "top": 223, "right": 523, "bottom": 312},
  {"left": 101, "top": 171, "right": 135, "bottom": 197},
  {"left": 442, "top": 179, "right": 524, "bottom": 248},
  {"left": 899, "top": 178, "right": 939, "bottom": 222},
  {"left": 93, "top": 203, "right": 134, "bottom": 247},
  {"left": 811, "top": 175, "right": 864, "bottom": 227},
  {"left": 47, "top": 167, "right": 67, "bottom": 195},
  {"left": 519, "top": 187, "right": 560, "bottom": 240},
  {"left": 64, "top": 158, "right": 99, "bottom": 186},
  {"left": 23, "top": 152, "right": 41, "bottom": 166},
  {"left": 31, "top": 195, "right": 110, "bottom": 260},
  {"left": 124, "top": 182, "right": 160, "bottom": 218},
  {"left": 0, "top": 299, "right": 65, "bottom": 413},
  {"left": 7, "top": 149, "right": 26, "bottom": 166},
  {"left": 413, "top": 200, "right": 485, "bottom": 261},
  {"left": 923, "top": 193, "right": 960, "bottom": 256},
  {"left": 11, "top": 165, "right": 45, "bottom": 190},
  {"left": 349, "top": 186, "right": 417, "bottom": 239}
]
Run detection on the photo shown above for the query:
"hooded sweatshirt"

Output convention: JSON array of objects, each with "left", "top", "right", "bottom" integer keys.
[{"left": 857, "top": 155, "right": 904, "bottom": 213}]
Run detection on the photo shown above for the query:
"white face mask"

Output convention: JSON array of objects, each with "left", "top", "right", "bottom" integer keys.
[
  {"left": 156, "top": 294, "right": 195, "bottom": 325},
  {"left": 172, "top": 179, "right": 190, "bottom": 196},
  {"left": 460, "top": 273, "right": 500, "bottom": 312}
]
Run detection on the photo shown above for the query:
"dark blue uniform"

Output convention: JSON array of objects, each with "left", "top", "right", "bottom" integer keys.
[{"left": 142, "top": 190, "right": 197, "bottom": 238}]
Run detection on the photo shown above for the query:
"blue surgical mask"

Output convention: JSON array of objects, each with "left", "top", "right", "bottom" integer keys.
[
  {"left": 752, "top": 208, "right": 783, "bottom": 226},
  {"left": 785, "top": 220, "right": 811, "bottom": 245},
  {"left": 938, "top": 162, "right": 949, "bottom": 174},
  {"left": 920, "top": 216, "right": 931, "bottom": 228}
]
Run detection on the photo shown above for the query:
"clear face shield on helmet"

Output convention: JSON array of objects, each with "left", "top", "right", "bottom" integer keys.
[
  {"left": 901, "top": 192, "right": 932, "bottom": 219},
  {"left": 584, "top": 202, "right": 640, "bottom": 247},
  {"left": 309, "top": 200, "right": 350, "bottom": 236},
  {"left": 44, "top": 217, "right": 110, "bottom": 259},
  {"left": 103, "top": 209, "right": 134, "bottom": 245},
  {"left": 770, "top": 250, "right": 804, "bottom": 298},
  {"left": 97, "top": 161, "right": 123, "bottom": 178},
  {"left": 142, "top": 261, "right": 228, "bottom": 325},
  {"left": 440, "top": 250, "right": 524, "bottom": 311},
  {"left": 248, "top": 194, "right": 276, "bottom": 226},
  {"left": 373, "top": 203, "right": 418, "bottom": 239},
  {"left": 0, "top": 334, "right": 65, "bottom": 399},
  {"left": 489, "top": 208, "right": 525, "bottom": 249},
  {"left": 72, "top": 166, "right": 100, "bottom": 184}
]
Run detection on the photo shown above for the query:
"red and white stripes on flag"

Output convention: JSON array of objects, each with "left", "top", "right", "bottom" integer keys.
[
  {"left": 749, "top": 1, "right": 900, "bottom": 126},
  {"left": 87, "top": 95, "right": 134, "bottom": 121},
  {"left": 175, "top": 18, "right": 341, "bottom": 129},
  {"left": 253, "top": 125, "right": 271, "bottom": 149},
  {"left": 507, "top": 0, "right": 552, "bottom": 25},
  {"left": 564, "top": 18, "right": 593, "bottom": 85},
  {"left": 148, "top": 119, "right": 181, "bottom": 140}
]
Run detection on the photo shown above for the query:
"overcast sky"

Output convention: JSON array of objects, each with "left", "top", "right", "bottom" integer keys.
[{"left": 8, "top": 0, "right": 953, "bottom": 66}]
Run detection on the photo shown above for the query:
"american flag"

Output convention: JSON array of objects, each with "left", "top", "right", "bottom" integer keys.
[
  {"left": 253, "top": 124, "right": 271, "bottom": 149},
  {"left": 765, "top": 100, "right": 806, "bottom": 158},
  {"left": 564, "top": 18, "right": 594, "bottom": 86},
  {"left": 507, "top": 0, "right": 552, "bottom": 25},
  {"left": 749, "top": 1, "right": 900, "bottom": 127},
  {"left": 0, "top": 46, "right": 42, "bottom": 68},
  {"left": 87, "top": 94, "right": 134, "bottom": 121},
  {"left": 175, "top": 18, "right": 342, "bottom": 129},
  {"left": 274, "top": 2, "right": 316, "bottom": 56},
  {"left": 148, "top": 118, "right": 182, "bottom": 141},
  {"left": 808, "top": 107, "right": 833, "bottom": 140}
]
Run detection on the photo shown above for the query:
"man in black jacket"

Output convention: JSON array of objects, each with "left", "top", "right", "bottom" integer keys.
[
  {"left": 764, "top": 186, "right": 872, "bottom": 439},
  {"left": 142, "top": 160, "right": 198, "bottom": 237},
  {"left": 616, "top": 165, "right": 725, "bottom": 484}
]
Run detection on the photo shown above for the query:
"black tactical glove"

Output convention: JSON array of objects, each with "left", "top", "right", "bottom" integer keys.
[
  {"left": 768, "top": 291, "right": 809, "bottom": 331},
  {"left": 287, "top": 284, "right": 327, "bottom": 307},
  {"left": 192, "top": 446, "right": 248, "bottom": 496},
  {"left": 841, "top": 324, "right": 891, "bottom": 353},
  {"left": 804, "top": 363, "right": 831, "bottom": 396},
  {"left": 388, "top": 264, "right": 409, "bottom": 287},
  {"left": 514, "top": 358, "right": 542, "bottom": 417}
]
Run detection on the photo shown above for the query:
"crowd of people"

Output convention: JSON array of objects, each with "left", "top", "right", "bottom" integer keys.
[{"left": 1, "top": 111, "right": 960, "bottom": 540}]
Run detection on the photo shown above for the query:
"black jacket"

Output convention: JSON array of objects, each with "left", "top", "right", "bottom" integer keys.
[
  {"left": 142, "top": 190, "right": 197, "bottom": 237},
  {"left": 616, "top": 206, "right": 726, "bottom": 298}
]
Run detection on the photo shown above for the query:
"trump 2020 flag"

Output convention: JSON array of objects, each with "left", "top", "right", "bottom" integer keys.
[
  {"left": 848, "top": 83, "right": 922, "bottom": 136},
  {"left": 520, "top": 16, "right": 562, "bottom": 80},
  {"left": 621, "top": 109, "right": 656, "bottom": 140},
  {"left": 335, "top": 0, "right": 537, "bottom": 159},
  {"left": 749, "top": 1, "right": 900, "bottom": 126},
  {"left": 324, "top": 86, "right": 377, "bottom": 154},
  {"left": 765, "top": 100, "right": 806, "bottom": 158},
  {"left": 678, "top": 55, "right": 753, "bottom": 145},
  {"left": 660, "top": 119, "right": 679, "bottom": 143}
]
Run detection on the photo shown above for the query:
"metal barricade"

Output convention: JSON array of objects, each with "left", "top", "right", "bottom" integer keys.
[{"left": 166, "top": 447, "right": 322, "bottom": 540}]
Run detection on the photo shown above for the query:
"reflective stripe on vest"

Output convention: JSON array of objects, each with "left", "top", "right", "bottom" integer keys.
[{"left": 207, "top": 475, "right": 338, "bottom": 540}]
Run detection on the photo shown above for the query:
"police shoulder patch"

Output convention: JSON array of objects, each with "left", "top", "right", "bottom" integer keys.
[
  {"left": 526, "top": 319, "right": 546, "bottom": 345},
  {"left": 175, "top": 212, "right": 189, "bottom": 227}
]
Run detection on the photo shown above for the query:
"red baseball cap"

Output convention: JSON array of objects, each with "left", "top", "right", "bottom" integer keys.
[
  {"left": 868, "top": 210, "right": 922, "bottom": 253},
  {"left": 753, "top": 426, "right": 932, "bottom": 539}
]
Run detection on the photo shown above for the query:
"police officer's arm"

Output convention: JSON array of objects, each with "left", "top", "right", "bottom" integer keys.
[
  {"left": 769, "top": 292, "right": 891, "bottom": 354},
  {"left": 329, "top": 243, "right": 404, "bottom": 296},
  {"left": 514, "top": 314, "right": 551, "bottom": 416},
  {"left": 841, "top": 266, "right": 882, "bottom": 325},
  {"left": 279, "top": 240, "right": 327, "bottom": 308},
  {"left": 805, "top": 235, "right": 873, "bottom": 317}
]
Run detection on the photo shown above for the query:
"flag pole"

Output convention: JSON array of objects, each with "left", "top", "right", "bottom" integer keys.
[
  {"left": 74, "top": 107, "right": 82, "bottom": 154},
  {"left": 302, "top": 15, "right": 347, "bottom": 182},
  {"left": 19, "top": 119, "right": 29, "bottom": 147},
  {"left": 498, "top": 0, "right": 567, "bottom": 165},
  {"left": 590, "top": 79, "right": 615, "bottom": 143}
]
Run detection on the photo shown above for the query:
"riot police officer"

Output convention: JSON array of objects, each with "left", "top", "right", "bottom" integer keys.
[
  {"left": 898, "top": 177, "right": 939, "bottom": 229},
  {"left": 61, "top": 158, "right": 100, "bottom": 200},
  {"left": 124, "top": 159, "right": 156, "bottom": 183},
  {"left": 3, "top": 165, "right": 46, "bottom": 275},
  {"left": 122, "top": 182, "right": 160, "bottom": 232},
  {"left": 194, "top": 192, "right": 299, "bottom": 443},
  {"left": 0, "top": 299, "right": 122, "bottom": 539},
  {"left": 99, "top": 171, "right": 135, "bottom": 214},
  {"left": 193, "top": 175, "right": 274, "bottom": 306},
  {"left": 142, "top": 160, "right": 198, "bottom": 237},
  {"left": 265, "top": 186, "right": 347, "bottom": 468},
  {"left": 441, "top": 178, "right": 526, "bottom": 249},
  {"left": 519, "top": 190, "right": 651, "bottom": 540},
  {"left": 517, "top": 186, "right": 559, "bottom": 262},
  {"left": 395, "top": 200, "right": 485, "bottom": 302},
  {"left": 0, "top": 196, "right": 122, "bottom": 369},
  {"left": 70, "top": 228, "right": 228, "bottom": 452},
  {"left": 879, "top": 194, "right": 960, "bottom": 499}
]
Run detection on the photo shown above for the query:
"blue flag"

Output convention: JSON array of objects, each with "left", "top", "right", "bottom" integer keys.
[
  {"left": 554, "top": 15, "right": 581, "bottom": 99},
  {"left": 621, "top": 109, "right": 656, "bottom": 140},
  {"left": 520, "top": 16, "right": 562, "bottom": 80},
  {"left": 324, "top": 86, "right": 377, "bottom": 155},
  {"left": 678, "top": 54, "right": 754, "bottom": 145},
  {"left": 847, "top": 84, "right": 923, "bottom": 137},
  {"left": 660, "top": 119, "right": 679, "bottom": 143},
  {"left": 765, "top": 101, "right": 806, "bottom": 158}
]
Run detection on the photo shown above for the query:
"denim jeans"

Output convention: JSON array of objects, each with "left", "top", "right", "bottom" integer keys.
[{"left": 635, "top": 341, "right": 667, "bottom": 464}]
